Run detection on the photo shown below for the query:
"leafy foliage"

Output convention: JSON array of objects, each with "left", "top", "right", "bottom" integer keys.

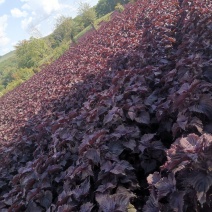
[
  {"left": 15, "top": 37, "right": 51, "bottom": 68},
  {"left": 95, "top": 0, "right": 130, "bottom": 17},
  {"left": 144, "top": 134, "right": 212, "bottom": 211},
  {"left": 0, "top": 0, "right": 211, "bottom": 211},
  {"left": 78, "top": 2, "right": 97, "bottom": 28},
  {"left": 115, "top": 3, "right": 125, "bottom": 12}
]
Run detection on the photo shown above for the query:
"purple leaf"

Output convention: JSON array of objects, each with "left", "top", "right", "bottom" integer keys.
[
  {"left": 39, "top": 190, "right": 52, "bottom": 209},
  {"left": 84, "top": 148, "right": 100, "bottom": 165},
  {"left": 96, "top": 182, "right": 116, "bottom": 193},
  {"left": 189, "top": 117, "right": 203, "bottom": 133},
  {"left": 96, "top": 191, "right": 133, "bottom": 212},
  {"left": 179, "top": 134, "right": 202, "bottom": 153},
  {"left": 72, "top": 178, "right": 90, "bottom": 199},
  {"left": 47, "top": 165, "right": 62, "bottom": 175},
  {"left": 107, "top": 140, "right": 124, "bottom": 155},
  {"left": 189, "top": 96, "right": 212, "bottom": 120},
  {"left": 58, "top": 204, "right": 75, "bottom": 212},
  {"left": 128, "top": 111, "right": 136, "bottom": 121},
  {"left": 143, "top": 190, "right": 159, "bottom": 212},
  {"left": 202, "top": 65, "right": 212, "bottom": 83},
  {"left": 177, "top": 113, "right": 188, "bottom": 130},
  {"left": 144, "top": 92, "right": 158, "bottom": 106},
  {"left": 147, "top": 172, "right": 161, "bottom": 185},
  {"left": 122, "top": 139, "right": 136, "bottom": 151},
  {"left": 135, "top": 111, "right": 150, "bottom": 125},
  {"left": 188, "top": 171, "right": 212, "bottom": 206},
  {"left": 154, "top": 173, "right": 176, "bottom": 199},
  {"left": 169, "top": 191, "right": 184, "bottom": 212},
  {"left": 26, "top": 201, "right": 43, "bottom": 212},
  {"left": 80, "top": 202, "right": 94, "bottom": 212}
]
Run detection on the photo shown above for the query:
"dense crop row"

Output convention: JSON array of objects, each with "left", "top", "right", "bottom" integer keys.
[{"left": 0, "top": 0, "right": 211, "bottom": 211}]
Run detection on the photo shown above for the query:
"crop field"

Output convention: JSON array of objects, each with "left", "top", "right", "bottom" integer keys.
[{"left": 0, "top": 0, "right": 211, "bottom": 211}]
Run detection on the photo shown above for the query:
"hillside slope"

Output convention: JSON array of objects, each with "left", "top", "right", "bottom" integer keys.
[
  {"left": 0, "top": 13, "right": 112, "bottom": 96},
  {"left": 0, "top": 0, "right": 211, "bottom": 211},
  {"left": 0, "top": 51, "right": 15, "bottom": 63}
]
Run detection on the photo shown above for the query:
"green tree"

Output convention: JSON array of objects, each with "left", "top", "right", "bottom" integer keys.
[
  {"left": 15, "top": 39, "right": 31, "bottom": 68},
  {"left": 72, "top": 15, "right": 84, "bottom": 32},
  {"left": 52, "top": 16, "right": 82, "bottom": 46},
  {"left": 54, "top": 16, "right": 72, "bottom": 43},
  {"left": 15, "top": 37, "right": 51, "bottom": 68},
  {"left": 0, "top": 67, "right": 16, "bottom": 88},
  {"left": 115, "top": 3, "right": 125, "bottom": 12},
  {"left": 78, "top": 2, "right": 97, "bottom": 28},
  {"left": 95, "top": 0, "right": 129, "bottom": 18}
]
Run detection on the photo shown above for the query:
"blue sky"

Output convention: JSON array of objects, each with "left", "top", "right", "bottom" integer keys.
[{"left": 0, "top": 0, "right": 99, "bottom": 56}]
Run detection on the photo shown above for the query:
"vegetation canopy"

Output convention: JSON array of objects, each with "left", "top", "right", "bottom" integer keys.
[{"left": 0, "top": 0, "right": 211, "bottom": 211}]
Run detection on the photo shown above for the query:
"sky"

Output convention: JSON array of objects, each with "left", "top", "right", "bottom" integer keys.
[{"left": 0, "top": 0, "right": 99, "bottom": 56}]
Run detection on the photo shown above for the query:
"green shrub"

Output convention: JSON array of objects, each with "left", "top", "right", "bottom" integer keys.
[{"left": 115, "top": 3, "right": 125, "bottom": 12}]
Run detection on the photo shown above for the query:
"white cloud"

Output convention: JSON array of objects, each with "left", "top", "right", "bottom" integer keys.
[
  {"left": 19, "top": 0, "right": 61, "bottom": 32},
  {"left": 18, "top": 0, "right": 98, "bottom": 37},
  {"left": 42, "top": 0, "right": 60, "bottom": 14},
  {"left": 0, "top": 15, "right": 9, "bottom": 47},
  {"left": 0, "top": 0, "right": 5, "bottom": 5},
  {"left": 59, "top": 3, "right": 77, "bottom": 13},
  {"left": 21, "top": 0, "right": 60, "bottom": 15},
  {"left": 22, "top": 3, "right": 30, "bottom": 10},
  {"left": 11, "top": 8, "right": 28, "bottom": 18},
  {"left": 21, "top": 16, "right": 33, "bottom": 30}
]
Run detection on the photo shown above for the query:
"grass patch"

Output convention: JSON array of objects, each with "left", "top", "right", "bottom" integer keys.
[{"left": 74, "top": 12, "right": 112, "bottom": 40}]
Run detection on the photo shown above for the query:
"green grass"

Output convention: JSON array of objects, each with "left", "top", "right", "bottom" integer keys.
[
  {"left": 74, "top": 12, "right": 112, "bottom": 41},
  {"left": 95, "top": 12, "right": 112, "bottom": 27}
]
